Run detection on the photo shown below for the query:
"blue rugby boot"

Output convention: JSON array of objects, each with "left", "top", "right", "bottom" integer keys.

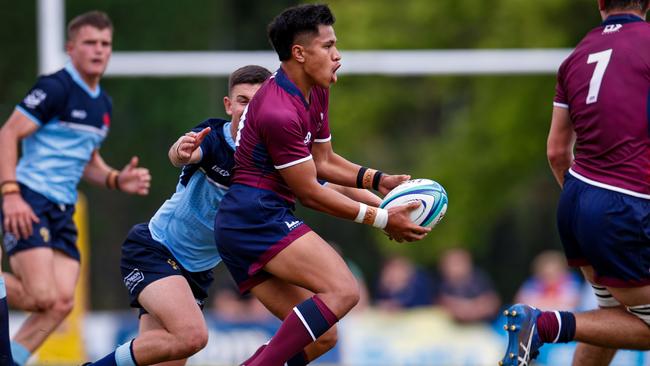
[{"left": 500, "top": 304, "right": 543, "bottom": 366}]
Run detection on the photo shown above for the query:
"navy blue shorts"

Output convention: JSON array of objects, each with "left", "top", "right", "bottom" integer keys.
[
  {"left": 120, "top": 223, "right": 215, "bottom": 312},
  {"left": 1, "top": 183, "right": 78, "bottom": 261},
  {"left": 214, "top": 184, "right": 312, "bottom": 294},
  {"left": 557, "top": 174, "right": 650, "bottom": 287}
]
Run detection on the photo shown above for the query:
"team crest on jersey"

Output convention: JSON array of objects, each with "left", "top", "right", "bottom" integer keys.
[
  {"left": 23, "top": 89, "right": 47, "bottom": 108},
  {"left": 124, "top": 269, "right": 145, "bottom": 293},
  {"left": 103, "top": 113, "right": 111, "bottom": 128},
  {"left": 39, "top": 227, "right": 50, "bottom": 243},
  {"left": 2, "top": 232, "right": 17, "bottom": 252},
  {"left": 603, "top": 24, "right": 622, "bottom": 34},
  {"left": 167, "top": 259, "right": 179, "bottom": 270}
]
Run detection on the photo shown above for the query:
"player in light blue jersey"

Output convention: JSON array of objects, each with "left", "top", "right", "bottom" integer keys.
[
  {"left": 87, "top": 65, "right": 380, "bottom": 366},
  {"left": 0, "top": 11, "right": 151, "bottom": 365}
]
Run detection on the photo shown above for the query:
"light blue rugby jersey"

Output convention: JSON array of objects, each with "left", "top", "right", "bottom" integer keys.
[
  {"left": 15, "top": 63, "right": 111, "bottom": 205},
  {"left": 149, "top": 118, "right": 235, "bottom": 272}
]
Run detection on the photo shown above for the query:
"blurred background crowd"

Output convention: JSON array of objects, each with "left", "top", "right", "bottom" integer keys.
[
  {"left": 1, "top": 0, "right": 637, "bottom": 365},
  {"left": 209, "top": 247, "right": 588, "bottom": 325}
]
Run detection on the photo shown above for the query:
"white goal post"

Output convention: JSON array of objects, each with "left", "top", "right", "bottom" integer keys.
[{"left": 38, "top": 0, "right": 571, "bottom": 77}]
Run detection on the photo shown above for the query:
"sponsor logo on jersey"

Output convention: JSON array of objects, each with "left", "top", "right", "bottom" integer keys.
[
  {"left": 603, "top": 24, "right": 622, "bottom": 34},
  {"left": 304, "top": 132, "right": 312, "bottom": 145},
  {"left": 211, "top": 165, "right": 230, "bottom": 177},
  {"left": 124, "top": 269, "right": 145, "bottom": 294},
  {"left": 23, "top": 89, "right": 47, "bottom": 109},
  {"left": 71, "top": 109, "right": 87, "bottom": 120},
  {"left": 285, "top": 220, "right": 302, "bottom": 230}
]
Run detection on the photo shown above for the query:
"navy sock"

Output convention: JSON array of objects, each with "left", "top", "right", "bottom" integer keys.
[
  {"left": 89, "top": 340, "right": 138, "bottom": 366},
  {"left": 556, "top": 311, "right": 576, "bottom": 343},
  {"left": 0, "top": 278, "right": 14, "bottom": 366},
  {"left": 537, "top": 310, "right": 576, "bottom": 343},
  {"left": 287, "top": 351, "right": 309, "bottom": 366}
]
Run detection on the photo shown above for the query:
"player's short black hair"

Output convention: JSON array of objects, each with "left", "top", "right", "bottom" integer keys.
[
  {"left": 228, "top": 65, "right": 272, "bottom": 94},
  {"left": 67, "top": 11, "right": 113, "bottom": 41},
  {"left": 604, "top": 0, "right": 650, "bottom": 12},
  {"left": 267, "top": 4, "right": 336, "bottom": 61}
]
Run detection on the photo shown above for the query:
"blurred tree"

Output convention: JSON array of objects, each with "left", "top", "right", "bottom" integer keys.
[{"left": 0, "top": 0, "right": 605, "bottom": 307}]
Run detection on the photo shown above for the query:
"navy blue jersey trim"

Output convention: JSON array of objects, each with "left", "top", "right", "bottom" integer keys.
[
  {"left": 275, "top": 68, "right": 309, "bottom": 108},
  {"left": 602, "top": 14, "right": 645, "bottom": 26}
]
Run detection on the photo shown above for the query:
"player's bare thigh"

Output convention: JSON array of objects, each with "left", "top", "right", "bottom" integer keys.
[
  {"left": 581, "top": 266, "right": 650, "bottom": 306},
  {"left": 262, "top": 231, "right": 359, "bottom": 317},
  {"left": 137, "top": 275, "right": 206, "bottom": 334},
  {"left": 9, "top": 248, "right": 77, "bottom": 304}
]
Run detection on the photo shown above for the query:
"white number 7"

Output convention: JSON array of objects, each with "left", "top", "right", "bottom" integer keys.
[{"left": 586, "top": 49, "right": 613, "bottom": 104}]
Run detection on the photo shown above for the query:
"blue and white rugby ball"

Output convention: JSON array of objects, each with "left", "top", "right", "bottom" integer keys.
[{"left": 379, "top": 179, "right": 448, "bottom": 229}]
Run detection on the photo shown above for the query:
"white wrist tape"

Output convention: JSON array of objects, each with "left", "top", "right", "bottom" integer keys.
[
  {"left": 354, "top": 203, "right": 368, "bottom": 223},
  {"left": 373, "top": 208, "right": 388, "bottom": 229}
]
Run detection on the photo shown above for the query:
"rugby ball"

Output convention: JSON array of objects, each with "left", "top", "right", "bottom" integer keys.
[{"left": 379, "top": 179, "right": 448, "bottom": 229}]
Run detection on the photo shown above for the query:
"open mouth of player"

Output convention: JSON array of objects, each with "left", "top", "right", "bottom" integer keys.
[{"left": 331, "top": 64, "right": 341, "bottom": 83}]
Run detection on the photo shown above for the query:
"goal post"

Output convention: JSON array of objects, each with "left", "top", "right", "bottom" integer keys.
[{"left": 37, "top": 0, "right": 570, "bottom": 77}]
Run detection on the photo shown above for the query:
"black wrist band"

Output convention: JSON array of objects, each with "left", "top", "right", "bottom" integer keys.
[
  {"left": 356, "top": 167, "right": 368, "bottom": 189},
  {"left": 372, "top": 171, "right": 384, "bottom": 191}
]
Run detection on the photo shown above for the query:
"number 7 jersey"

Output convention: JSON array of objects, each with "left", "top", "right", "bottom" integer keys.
[{"left": 554, "top": 14, "right": 650, "bottom": 198}]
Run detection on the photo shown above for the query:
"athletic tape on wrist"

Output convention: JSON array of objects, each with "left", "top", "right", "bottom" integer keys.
[
  {"left": 373, "top": 208, "right": 388, "bottom": 229},
  {"left": 355, "top": 203, "right": 368, "bottom": 223}
]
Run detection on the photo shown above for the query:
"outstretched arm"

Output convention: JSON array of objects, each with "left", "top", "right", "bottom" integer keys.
[
  {"left": 83, "top": 150, "right": 151, "bottom": 195},
  {"left": 547, "top": 106, "right": 575, "bottom": 188},
  {"left": 168, "top": 127, "right": 211, "bottom": 167}
]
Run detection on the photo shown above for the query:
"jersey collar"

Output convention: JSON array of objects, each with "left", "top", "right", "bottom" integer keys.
[
  {"left": 602, "top": 13, "right": 645, "bottom": 26},
  {"left": 223, "top": 122, "right": 236, "bottom": 150},
  {"left": 65, "top": 62, "right": 101, "bottom": 98},
  {"left": 274, "top": 67, "right": 310, "bottom": 109}
]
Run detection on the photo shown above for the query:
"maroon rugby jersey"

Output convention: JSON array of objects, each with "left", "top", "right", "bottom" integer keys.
[
  {"left": 233, "top": 68, "right": 331, "bottom": 202},
  {"left": 554, "top": 14, "right": 650, "bottom": 197}
]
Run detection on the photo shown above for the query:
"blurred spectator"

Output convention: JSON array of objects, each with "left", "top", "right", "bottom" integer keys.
[
  {"left": 211, "top": 283, "right": 273, "bottom": 323},
  {"left": 515, "top": 250, "right": 581, "bottom": 311},
  {"left": 437, "top": 248, "right": 500, "bottom": 323},
  {"left": 375, "top": 255, "right": 434, "bottom": 310}
]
